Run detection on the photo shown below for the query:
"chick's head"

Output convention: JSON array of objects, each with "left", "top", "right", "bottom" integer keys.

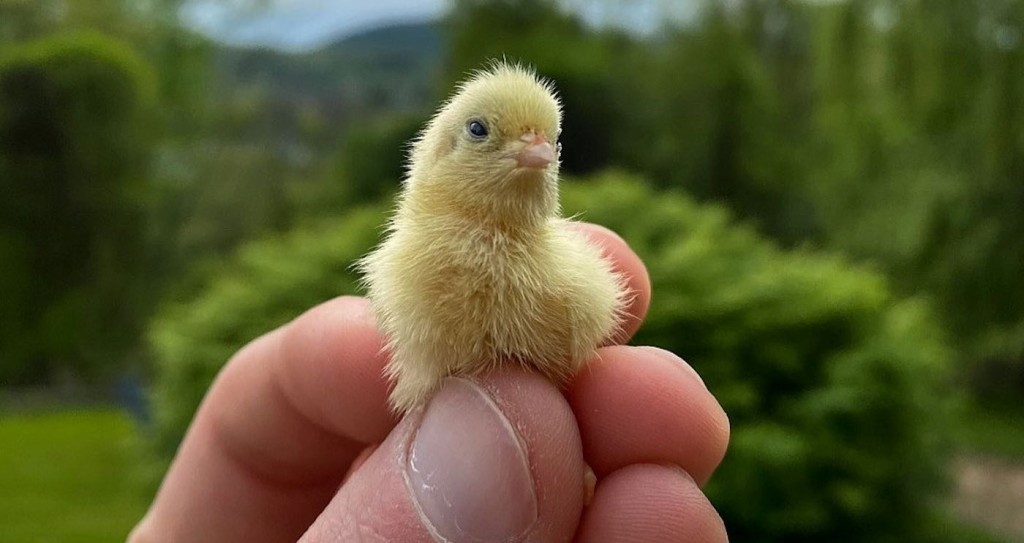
[{"left": 407, "top": 62, "right": 563, "bottom": 225}]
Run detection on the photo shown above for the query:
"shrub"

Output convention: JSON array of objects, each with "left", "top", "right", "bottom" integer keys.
[
  {"left": 150, "top": 171, "right": 953, "bottom": 541},
  {"left": 148, "top": 208, "right": 383, "bottom": 459},
  {"left": 0, "top": 32, "right": 155, "bottom": 383},
  {"left": 564, "top": 171, "right": 954, "bottom": 542}
]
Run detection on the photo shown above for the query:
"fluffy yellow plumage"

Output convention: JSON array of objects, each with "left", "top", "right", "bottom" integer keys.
[{"left": 359, "top": 62, "right": 627, "bottom": 413}]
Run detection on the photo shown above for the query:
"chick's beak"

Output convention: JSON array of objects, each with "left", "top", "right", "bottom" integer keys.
[{"left": 516, "top": 133, "right": 556, "bottom": 169}]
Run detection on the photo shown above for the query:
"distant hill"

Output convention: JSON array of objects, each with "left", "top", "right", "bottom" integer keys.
[
  {"left": 322, "top": 21, "right": 443, "bottom": 58},
  {"left": 212, "top": 21, "right": 444, "bottom": 140}
]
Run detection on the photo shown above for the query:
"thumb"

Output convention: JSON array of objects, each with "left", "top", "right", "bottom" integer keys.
[{"left": 300, "top": 368, "right": 587, "bottom": 543}]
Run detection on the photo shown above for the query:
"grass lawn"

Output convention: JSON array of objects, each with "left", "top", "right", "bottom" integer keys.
[
  {"left": 0, "top": 404, "right": 1017, "bottom": 542},
  {"left": 0, "top": 409, "right": 150, "bottom": 543}
]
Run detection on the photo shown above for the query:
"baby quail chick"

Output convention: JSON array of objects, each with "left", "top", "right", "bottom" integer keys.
[{"left": 360, "top": 62, "right": 627, "bottom": 413}]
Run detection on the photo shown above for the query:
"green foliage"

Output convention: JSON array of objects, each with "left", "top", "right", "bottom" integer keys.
[
  {"left": 563, "top": 172, "right": 954, "bottom": 543},
  {"left": 150, "top": 171, "right": 953, "bottom": 542},
  {"left": 0, "top": 32, "right": 155, "bottom": 384},
  {"left": 797, "top": 0, "right": 1024, "bottom": 400},
  {"left": 148, "top": 207, "right": 383, "bottom": 459},
  {"left": 4, "top": 0, "right": 1018, "bottom": 536},
  {"left": 446, "top": 0, "right": 629, "bottom": 175},
  {"left": 442, "top": 0, "right": 1024, "bottom": 403},
  {"left": 330, "top": 113, "right": 427, "bottom": 205},
  {"left": 0, "top": 0, "right": 184, "bottom": 51},
  {"left": 445, "top": 0, "right": 820, "bottom": 240},
  {"left": 954, "top": 401, "right": 1024, "bottom": 459}
]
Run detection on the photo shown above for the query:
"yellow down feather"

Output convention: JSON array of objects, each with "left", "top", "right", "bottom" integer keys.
[{"left": 359, "top": 62, "right": 627, "bottom": 413}]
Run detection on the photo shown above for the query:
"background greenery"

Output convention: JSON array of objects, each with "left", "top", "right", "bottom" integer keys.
[
  {"left": 0, "top": 409, "right": 148, "bottom": 543},
  {"left": 1, "top": 0, "right": 1022, "bottom": 541}
]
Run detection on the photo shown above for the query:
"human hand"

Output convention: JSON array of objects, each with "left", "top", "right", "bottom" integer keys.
[{"left": 129, "top": 224, "right": 730, "bottom": 542}]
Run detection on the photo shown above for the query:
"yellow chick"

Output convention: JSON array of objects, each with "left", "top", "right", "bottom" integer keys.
[{"left": 360, "top": 62, "right": 627, "bottom": 413}]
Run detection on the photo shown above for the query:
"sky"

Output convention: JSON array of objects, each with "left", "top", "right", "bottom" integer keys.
[
  {"left": 181, "top": 0, "right": 692, "bottom": 51},
  {"left": 181, "top": 0, "right": 447, "bottom": 50}
]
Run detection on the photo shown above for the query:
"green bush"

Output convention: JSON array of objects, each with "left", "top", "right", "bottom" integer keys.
[
  {"left": 148, "top": 208, "right": 383, "bottom": 459},
  {"left": 564, "top": 172, "right": 954, "bottom": 542},
  {"left": 0, "top": 32, "right": 155, "bottom": 383},
  {"left": 150, "top": 171, "right": 953, "bottom": 541}
]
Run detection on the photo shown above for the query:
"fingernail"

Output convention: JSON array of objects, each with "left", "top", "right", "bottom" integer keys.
[
  {"left": 638, "top": 347, "right": 708, "bottom": 390},
  {"left": 406, "top": 379, "right": 537, "bottom": 542}
]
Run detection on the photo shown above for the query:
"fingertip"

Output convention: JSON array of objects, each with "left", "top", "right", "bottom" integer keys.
[
  {"left": 277, "top": 295, "right": 396, "bottom": 443},
  {"left": 572, "top": 222, "right": 628, "bottom": 248},
  {"left": 413, "top": 370, "right": 587, "bottom": 542},
  {"left": 573, "top": 222, "right": 651, "bottom": 343},
  {"left": 577, "top": 464, "right": 728, "bottom": 543},
  {"left": 568, "top": 346, "right": 730, "bottom": 485},
  {"left": 473, "top": 369, "right": 587, "bottom": 540},
  {"left": 301, "top": 368, "right": 587, "bottom": 543},
  {"left": 287, "top": 295, "right": 375, "bottom": 335}
]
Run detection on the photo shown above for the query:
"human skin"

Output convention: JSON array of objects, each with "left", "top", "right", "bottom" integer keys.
[{"left": 129, "top": 224, "right": 731, "bottom": 543}]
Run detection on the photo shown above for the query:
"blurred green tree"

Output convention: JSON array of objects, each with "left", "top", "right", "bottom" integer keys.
[
  {"left": 330, "top": 113, "right": 427, "bottom": 206},
  {"left": 441, "top": 0, "right": 1024, "bottom": 404},
  {"left": 148, "top": 207, "right": 383, "bottom": 459},
  {"left": 567, "top": 171, "right": 954, "bottom": 543},
  {"left": 446, "top": 0, "right": 630, "bottom": 175},
  {"left": 801, "top": 0, "right": 1024, "bottom": 402},
  {"left": 444, "top": 0, "right": 818, "bottom": 239},
  {"left": 0, "top": 33, "right": 155, "bottom": 383},
  {"left": 930, "top": 1, "right": 1024, "bottom": 399},
  {"left": 644, "top": 4, "right": 809, "bottom": 236}
]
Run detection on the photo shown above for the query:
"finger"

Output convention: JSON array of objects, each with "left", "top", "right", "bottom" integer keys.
[
  {"left": 301, "top": 368, "right": 587, "bottom": 543},
  {"left": 132, "top": 296, "right": 395, "bottom": 543},
  {"left": 573, "top": 222, "right": 651, "bottom": 344},
  {"left": 567, "top": 346, "right": 730, "bottom": 485},
  {"left": 575, "top": 464, "right": 728, "bottom": 543},
  {"left": 132, "top": 224, "right": 649, "bottom": 542}
]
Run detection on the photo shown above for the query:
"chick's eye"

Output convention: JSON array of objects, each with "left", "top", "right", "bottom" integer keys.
[{"left": 466, "top": 119, "right": 489, "bottom": 140}]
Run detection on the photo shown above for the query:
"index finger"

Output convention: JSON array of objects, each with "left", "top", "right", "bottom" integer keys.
[
  {"left": 573, "top": 222, "right": 651, "bottom": 344},
  {"left": 130, "top": 223, "right": 650, "bottom": 543},
  {"left": 131, "top": 296, "right": 393, "bottom": 543}
]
